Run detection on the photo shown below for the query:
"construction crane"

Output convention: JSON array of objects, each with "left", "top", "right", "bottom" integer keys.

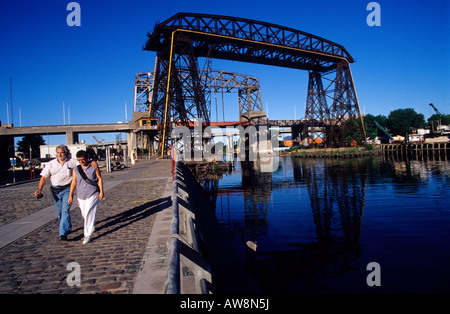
[
  {"left": 93, "top": 136, "right": 105, "bottom": 144},
  {"left": 373, "top": 120, "right": 392, "bottom": 140},
  {"left": 429, "top": 103, "right": 442, "bottom": 116},
  {"left": 429, "top": 103, "right": 449, "bottom": 135}
]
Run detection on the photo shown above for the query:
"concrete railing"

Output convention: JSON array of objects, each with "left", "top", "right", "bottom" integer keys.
[{"left": 164, "top": 162, "right": 212, "bottom": 294}]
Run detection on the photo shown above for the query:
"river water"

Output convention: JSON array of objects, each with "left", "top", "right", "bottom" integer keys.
[{"left": 200, "top": 156, "right": 450, "bottom": 294}]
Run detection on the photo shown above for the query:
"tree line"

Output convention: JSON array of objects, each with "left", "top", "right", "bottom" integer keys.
[{"left": 364, "top": 108, "right": 450, "bottom": 139}]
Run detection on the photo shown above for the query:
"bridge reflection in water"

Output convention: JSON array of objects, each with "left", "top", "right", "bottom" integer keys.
[
  {"left": 195, "top": 157, "right": 368, "bottom": 293},
  {"left": 194, "top": 156, "right": 450, "bottom": 293}
]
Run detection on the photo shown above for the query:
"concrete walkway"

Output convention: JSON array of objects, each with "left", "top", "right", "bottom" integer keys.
[{"left": 0, "top": 159, "right": 173, "bottom": 293}]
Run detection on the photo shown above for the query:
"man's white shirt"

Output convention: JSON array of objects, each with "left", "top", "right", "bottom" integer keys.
[{"left": 40, "top": 158, "right": 78, "bottom": 186}]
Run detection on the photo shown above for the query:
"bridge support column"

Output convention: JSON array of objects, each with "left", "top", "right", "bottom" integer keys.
[
  {"left": 304, "top": 71, "right": 328, "bottom": 146},
  {"left": 0, "top": 135, "right": 15, "bottom": 169},
  {"left": 225, "top": 133, "right": 234, "bottom": 162},
  {"left": 150, "top": 34, "right": 210, "bottom": 157},
  {"left": 127, "top": 131, "right": 137, "bottom": 163},
  {"left": 65, "top": 130, "right": 79, "bottom": 144},
  {"left": 328, "top": 61, "right": 366, "bottom": 145},
  {"left": 291, "top": 125, "right": 302, "bottom": 145},
  {"left": 256, "top": 126, "right": 279, "bottom": 172}
]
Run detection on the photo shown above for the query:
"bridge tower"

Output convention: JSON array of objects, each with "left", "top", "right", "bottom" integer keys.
[
  {"left": 133, "top": 69, "right": 265, "bottom": 157},
  {"left": 328, "top": 61, "right": 366, "bottom": 145},
  {"left": 304, "top": 61, "right": 365, "bottom": 147},
  {"left": 304, "top": 71, "right": 329, "bottom": 145},
  {"left": 148, "top": 34, "right": 210, "bottom": 156}
]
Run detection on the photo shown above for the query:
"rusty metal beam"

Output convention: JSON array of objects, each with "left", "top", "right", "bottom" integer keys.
[{"left": 145, "top": 13, "right": 354, "bottom": 73}]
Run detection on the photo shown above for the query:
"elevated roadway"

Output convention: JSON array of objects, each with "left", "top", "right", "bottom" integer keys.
[
  {"left": 0, "top": 123, "right": 132, "bottom": 144},
  {"left": 0, "top": 123, "right": 133, "bottom": 169}
]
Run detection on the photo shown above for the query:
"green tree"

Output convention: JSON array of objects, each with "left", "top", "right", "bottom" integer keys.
[
  {"left": 364, "top": 114, "right": 389, "bottom": 139},
  {"left": 427, "top": 113, "right": 450, "bottom": 129},
  {"left": 342, "top": 117, "right": 365, "bottom": 143},
  {"left": 388, "top": 108, "right": 425, "bottom": 136},
  {"left": 17, "top": 134, "right": 46, "bottom": 159}
]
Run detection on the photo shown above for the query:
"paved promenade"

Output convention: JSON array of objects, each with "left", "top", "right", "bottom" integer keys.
[{"left": 0, "top": 159, "right": 173, "bottom": 294}]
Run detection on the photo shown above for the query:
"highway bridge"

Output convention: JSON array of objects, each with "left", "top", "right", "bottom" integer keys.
[
  {"left": 0, "top": 118, "right": 302, "bottom": 169},
  {"left": 0, "top": 123, "right": 132, "bottom": 168},
  {"left": 0, "top": 123, "right": 131, "bottom": 143}
]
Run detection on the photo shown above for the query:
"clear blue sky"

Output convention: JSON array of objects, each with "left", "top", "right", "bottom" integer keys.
[{"left": 1, "top": 0, "right": 449, "bottom": 144}]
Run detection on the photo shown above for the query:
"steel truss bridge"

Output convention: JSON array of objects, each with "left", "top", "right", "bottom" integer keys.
[
  {"left": 134, "top": 69, "right": 264, "bottom": 123},
  {"left": 143, "top": 12, "right": 366, "bottom": 154}
]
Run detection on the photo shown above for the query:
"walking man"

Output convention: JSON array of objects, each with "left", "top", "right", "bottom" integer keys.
[
  {"left": 34, "top": 145, "right": 77, "bottom": 241},
  {"left": 68, "top": 150, "right": 104, "bottom": 244}
]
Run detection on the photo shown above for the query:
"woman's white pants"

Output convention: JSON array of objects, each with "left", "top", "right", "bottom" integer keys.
[{"left": 77, "top": 194, "right": 98, "bottom": 237}]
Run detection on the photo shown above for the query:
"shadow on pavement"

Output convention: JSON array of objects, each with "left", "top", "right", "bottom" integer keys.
[{"left": 93, "top": 196, "right": 172, "bottom": 241}]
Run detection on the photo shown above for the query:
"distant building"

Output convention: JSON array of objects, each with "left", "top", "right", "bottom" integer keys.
[
  {"left": 409, "top": 128, "right": 430, "bottom": 143},
  {"left": 437, "top": 125, "right": 450, "bottom": 134},
  {"left": 40, "top": 144, "right": 88, "bottom": 159},
  {"left": 409, "top": 127, "right": 450, "bottom": 143}
]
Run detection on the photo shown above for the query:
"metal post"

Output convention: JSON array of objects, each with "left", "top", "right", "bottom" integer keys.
[
  {"left": 123, "top": 145, "right": 128, "bottom": 168},
  {"left": 165, "top": 177, "right": 180, "bottom": 294},
  {"left": 106, "top": 147, "right": 111, "bottom": 172},
  {"left": 12, "top": 162, "right": 16, "bottom": 184}
]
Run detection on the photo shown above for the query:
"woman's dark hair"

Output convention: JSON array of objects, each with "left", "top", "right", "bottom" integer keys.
[{"left": 76, "top": 150, "right": 89, "bottom": 159}]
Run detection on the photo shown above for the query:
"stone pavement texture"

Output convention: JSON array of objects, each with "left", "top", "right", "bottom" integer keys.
[{"left": 0, "top": 159, "right": 173, "bottom": 294}]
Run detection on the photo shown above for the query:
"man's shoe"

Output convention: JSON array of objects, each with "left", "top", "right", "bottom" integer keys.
[{"left": 60, "top": 235, "right": 68, "bottom": 241}]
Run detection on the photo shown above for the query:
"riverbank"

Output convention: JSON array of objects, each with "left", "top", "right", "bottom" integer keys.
[{"left": 284, "top": 145, "right": 382, "bottom": 158}]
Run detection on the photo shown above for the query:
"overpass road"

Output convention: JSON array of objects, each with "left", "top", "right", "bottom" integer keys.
[
  {"left": 0, "top": 123, "right": 132, "bottom": 143},
  {"left": 0, "top": 123, "right": 133, "bottom": 169}
]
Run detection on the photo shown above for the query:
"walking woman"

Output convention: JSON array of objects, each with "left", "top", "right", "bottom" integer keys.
[{"left": 68, "top": 150, "right": 104, "bottom": 244}]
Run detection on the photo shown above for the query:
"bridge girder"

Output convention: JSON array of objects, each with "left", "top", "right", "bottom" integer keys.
[
  {"left": 145, "top": 12, "right": 354, "bottom": 73},
  {"left": 134, "top": 69, "right": 264, "bottom": 117}
]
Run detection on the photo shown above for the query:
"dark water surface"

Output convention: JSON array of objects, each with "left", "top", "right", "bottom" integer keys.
[{"left": 202, "top": 156, "right": 450, "bottom": 294}]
